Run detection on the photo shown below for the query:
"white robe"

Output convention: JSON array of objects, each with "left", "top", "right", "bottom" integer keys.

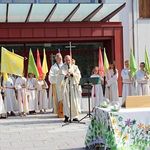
[
  {"left": 58, "top": 64, "right": 81, "bottom": 118},
  {"left": 10, "top": 76, "right": 19, "bottom": 111},
  {"left": 91, "top": 74, "right": 103, "bottom": 108},
  {"left": 121, "top": 68, "right": 135, "bottom": 104},
  {"left": 26, "top": 78, "right": 37, "bottom": 111},
  {"left": 0, "top": 89, "right": 6, "bottom": 116},
  {"left": 15, "top": 77, "right": 29, "bottom": 113},
  {"left": 136, "top": 70, "right": 149, "bottom": 96},
  {"left": 48, "top": 62, "right": 63, "bottom": 110},
  {"left": 37, "top": 80, "right": 48, "bottom": 110},
  {"left": 0, "top": 75, "right": 6, "bottom": 116},
  {"left": 3, "top": 77, "right": 16, "bottom": 112},
  {"left": 105, "top": 69, "right": 119, "bottom": 102}
]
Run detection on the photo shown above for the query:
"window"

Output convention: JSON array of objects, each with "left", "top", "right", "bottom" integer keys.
[{"left": 139, "top": 0, "right": 150, "bottom": 18}]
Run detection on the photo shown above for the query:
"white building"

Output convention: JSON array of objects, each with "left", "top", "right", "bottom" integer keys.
[{"left": 103, "top": 0, "right": 150, "bottom": 67}]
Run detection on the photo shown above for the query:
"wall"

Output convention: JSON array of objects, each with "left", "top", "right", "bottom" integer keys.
[
  {"left": 103, "top": 0, "right": 133, "bottom": 62},
  {"left": 133, "top": 0, "right": 150, "bottom": 65},
  {"left": 103, "top": 0, "right": 150, "bottom": 67}
]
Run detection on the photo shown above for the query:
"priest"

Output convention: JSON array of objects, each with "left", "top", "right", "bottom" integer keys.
[
  {"left": 49, "top": 53, "right": 63, "bottom": 117},
  {"left": 58, "top": 55, "right": 81, "bottom": 122}
]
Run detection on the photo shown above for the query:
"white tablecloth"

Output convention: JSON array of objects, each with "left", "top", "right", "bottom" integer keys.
[{"left": 85, "top": 107, "right": 150, "bottom": 150}]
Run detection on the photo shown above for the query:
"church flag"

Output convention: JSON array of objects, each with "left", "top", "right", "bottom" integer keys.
[
  {"left": 104, "top": 48, "right": 109, "bottom": 72},
  {"left": 145, "top": 49, "right": 150, "bottom": 75},
  {"left": 42, "top": 49, "right": 48, "bottom": 78},
  {"left": 1, "top": 47, "right": 24, "bottom": 76},
  {"left": 129, "top": 49, "right": 137, "bottom": 77},
  {"left": 37, "top": 49, "right": 43, "bottom": 78},
  {"left": 98, "top": 48, "right": 104, "bottom": 76},
  {"left": 28, "top": 49, "right": 39, "bottom": 78}
]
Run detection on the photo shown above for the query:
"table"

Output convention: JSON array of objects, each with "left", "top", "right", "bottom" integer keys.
[{"left": 85, "top": 107, "right": 150, "bottom": 150}]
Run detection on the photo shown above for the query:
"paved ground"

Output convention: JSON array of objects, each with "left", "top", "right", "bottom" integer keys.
[{"left": 0, "top": 112, "right": 90, "bottom": 150}]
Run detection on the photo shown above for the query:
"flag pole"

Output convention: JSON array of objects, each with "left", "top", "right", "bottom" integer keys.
[{"left": 103, "top": 47, "right": 106, "bottom": 96}]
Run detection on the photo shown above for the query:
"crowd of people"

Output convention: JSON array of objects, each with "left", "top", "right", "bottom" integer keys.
[
  {"left": 91, "top": 60, "right": 150, "bottom": 109},
  {"left": 0, "top": 53, "right": 82, "bottom": 123},
  {"left": 0, "top": 72, "right": 49, "bottom": 118},
  {"left": 0, "top": 52, "right": 150, "bottom": 122}
]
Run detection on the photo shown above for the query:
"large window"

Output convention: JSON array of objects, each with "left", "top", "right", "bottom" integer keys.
[
  {"left": 139, "top": 0, "right": 150, "bottom": 18},
  {"left": 0, "top": 42, "right": 103, "bottom": 78}
]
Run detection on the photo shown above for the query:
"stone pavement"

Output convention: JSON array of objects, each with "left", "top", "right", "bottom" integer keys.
[{"left": 0, "top": 112, "right": 90, "bottom": 150}]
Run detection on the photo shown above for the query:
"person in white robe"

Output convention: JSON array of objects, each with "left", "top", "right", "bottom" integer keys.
[
  {"left": 72, "top": 58, "right": 82, "bottom": 112},
  {"left": 121, "top": 60, "right": 135, "bottom": 105},
  {"left": 10, "top": 75, "right": 19, "bottom": 112},
  {"left": 15, "top": 76, "right": 28, "bottom": 116},
  {"left": 3, "top": 74, "right": 16, "bottom": 116},
  {"left": 48, "top": 53, "right": 63, "bottom": 116},
  {"left": 58, "top": 55, "right": 81, "bottom": 122},
  {"left": 26, "top": 73, "right": 37, "bottom": 114},
  {"left": 105, "top": 63, "right": 119, "bottom": 102},
  {"left": 36, "top": 78, "right": 48, "bottom": 113},
  {"left": 0, "top": 73, "right": 7, "bottom": 119},
  {"left": 91, "top": 66, "right": 103, "bottom": 109},
  {"left": 136, "top": 62, "right": 149, "bottom": 96}
]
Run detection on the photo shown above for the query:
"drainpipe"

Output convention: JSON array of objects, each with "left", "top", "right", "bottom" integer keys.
[{"left": 132, "top": 0, "right": 135, "bottom": 53}]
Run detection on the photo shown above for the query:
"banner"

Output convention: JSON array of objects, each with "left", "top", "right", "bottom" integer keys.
[
  {"left": 1, "top": 47, "right": 24, "bottom": 76},
  {"left": 42, "top": 49, "right": 48, "bottom": 78},
  {"left": 28, "top": 49, "right": 39, "bottom": 78},
  {"left": 104, "top": 48, "right": 109, "bottom": 72},
  {"left": 129, "top": 49, "right": 137, "bottom": 77},
  {"left": 98, "top": 48, "right": 104, "bottom": 76}
]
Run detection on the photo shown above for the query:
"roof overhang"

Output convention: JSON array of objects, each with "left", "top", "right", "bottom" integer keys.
[{"left": 0, "top": 3, "right": 126, "bottom": 23}]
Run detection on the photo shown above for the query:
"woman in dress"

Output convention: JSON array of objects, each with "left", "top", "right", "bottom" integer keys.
[{"left": 105, "top": 63, "right": 119, "bottom": 102}]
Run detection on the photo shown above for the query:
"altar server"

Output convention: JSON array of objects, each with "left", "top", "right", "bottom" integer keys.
[
  {"left": 91, "top": 66, "right": 103, "bottom": 108},
  {"left": 15, "top": 75, "right": 28, "bottom": 116},
  {"left": 3, "top": 74, "right": 16, "bottom": 116},
  {"left": 58, "top": 55, "right": 81, "bottom": 122},
  {"left": 121, "top": 60, "right": 135, "bottom": 105},
  {"left": 0, "top": 73, "right": 7, "bottom": 119},
  {"left": 10, "top": 75, "right": 19, "bottom": 112},
  {"left": 105, "top": 63, "right": 119, "bottom": 102},
  {"left": 49, "top": 53, "right": 63, "bottom": 116},
  {"left": 26, "top": 73, "right": 37, "bottom": 114},
  {"left": 136, "top": 62, "right": 149, "bottom": 95},
  {"left": 36, "top": 77, "right": 48, "bottom": 112}
]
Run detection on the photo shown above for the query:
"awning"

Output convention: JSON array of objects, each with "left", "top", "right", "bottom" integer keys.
[{"left": 0, "top": 3, "right": 125, "bottom": 23}]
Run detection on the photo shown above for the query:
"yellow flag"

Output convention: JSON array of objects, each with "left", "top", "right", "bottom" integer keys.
[
  {"left": 3, "top": 73, "right": 8, "bottom": 81},
  {"left": 104, "top": 48, "right": 109, "bottom": 72},
  {"left": 1, "top": 47, "right": 24, "bottom": 76},
  {"left": 42, "top": 49, "right": 48, "bottom": 78}
]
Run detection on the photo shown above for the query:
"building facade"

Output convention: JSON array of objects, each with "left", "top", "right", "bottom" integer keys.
[
  {"left": 0, "top": 1, "right": 125, "bottom": 95},
  {"left": 106, "top": 0, "right": 150, "bottom": 66}
]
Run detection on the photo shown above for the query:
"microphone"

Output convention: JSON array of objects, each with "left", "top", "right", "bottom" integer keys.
[{"left": 68, "top": 64, "right": 70, "bottom": 69}]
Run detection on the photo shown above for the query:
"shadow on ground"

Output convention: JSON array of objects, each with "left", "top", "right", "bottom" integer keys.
[
  {"left": 0, "top": 114, "right": 63, "bottom": 126},
  {"left": 59, "top": 148, "right": 85, "bottom": 150}
]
